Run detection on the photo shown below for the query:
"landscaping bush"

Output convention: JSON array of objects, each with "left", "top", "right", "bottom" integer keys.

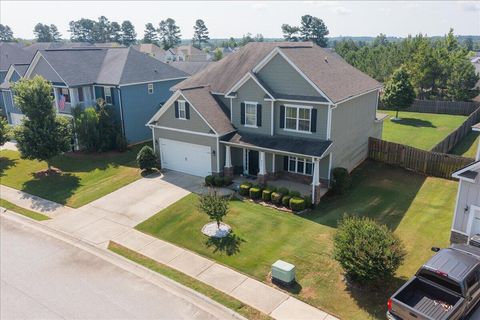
[
  {"left": 223, "top": 176, "right": 232, "bottom": 186},
  {"left": 278, "top": 187, "right": 289, "bottom": 195},
  {"left": 205, "top": 175, "right": 215, "bottom": 186},
  {"left": 262, "top": 189, "right": 272, "bottom": 202},
  {"left": 289, "top": 190, "right": 301, "bottom": 198},
  {"left": 332, "top": 167, "right": 352, "bottom": 195},
  {"left": 303, "top": 195, "right": 313, "bottom": 208},
  {"left": 214, "top": 176, "right": 224, "bottom": 187},
  {"left": 271, "top": 192, "right": 283, "bottom": 205},
  {"left": 333, "top": 216, "right": 406, "bottom": 284},
  {"left": 136, "top": 146, "right": 157, "bottom": 171},
  {"left": 281, "top": 195, "right": 291, "bottom": 207},
  {"left": 239, "top": 183, "right": 251, "bottom": 196},
  {"left": 289, "top": 197, "right": 306, "bottom": 212},
  {"left": 249, "top": 187, "right": 262, "bottom": 200}
]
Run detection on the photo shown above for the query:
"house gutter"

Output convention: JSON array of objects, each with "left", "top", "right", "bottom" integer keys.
[{"left": 117, "top": 86, "right": 126, "bottom": 139}]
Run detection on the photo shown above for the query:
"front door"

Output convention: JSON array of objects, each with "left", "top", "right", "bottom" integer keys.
[
  {"left": 248, "top": 150, "right": 259, "bottom": 176},
  {"left": 468, "top": 206, "right": 480, "bottom": 236}
]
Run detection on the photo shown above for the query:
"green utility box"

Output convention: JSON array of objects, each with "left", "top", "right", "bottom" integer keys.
[{"left": 271, "top": 260, "right": 296, "bottom": 285}]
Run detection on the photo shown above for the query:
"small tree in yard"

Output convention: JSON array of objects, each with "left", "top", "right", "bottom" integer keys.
[
  {"left": 198, "top": 191, "right": 229, "bottom": 229},
  {"left": 0, "top": 117, "right": 10, "bottom": 146},
  {"left": 136, "top": 145, "right": 157, "bottom": 171},
  {"left": 333, "top": 216, "right": 406, "bottom": 284},
  {"left": 382, "top": 66, "right": 415, "bottom": 120},
  {"left": 13, "top": 76, "right": 72, "bottom": 172}
]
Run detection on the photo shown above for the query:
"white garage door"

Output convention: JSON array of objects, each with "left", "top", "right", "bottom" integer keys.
[
  {"left": 159, "top": 138, "right": 212, "bottom": 177},
  {"left": 10, "top": 113, "right": 24, "bottom": 126}
]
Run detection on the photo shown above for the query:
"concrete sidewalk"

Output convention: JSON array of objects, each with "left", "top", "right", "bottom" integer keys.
[{"left": 1, "top": 185, "right": 338, "bottom": 320}]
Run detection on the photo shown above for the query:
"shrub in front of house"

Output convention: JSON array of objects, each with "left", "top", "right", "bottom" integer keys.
[
  {"left": 214, "top": 176, "right": 224, "bottom": 187},
  {"left": 239, "top": 183, "right": 251, "bottom": 196},
  {"left": 332, "top": 167, "right": 352, "bottom": 195},
  {"left": 249, "top": 187, "right": 262, "bottom": 200},
  {"left": 223, "top": 176, "right": 233, "bottom": 186},
  {"left": 136, "top": 146, "right": 158, "bottom": 171},
  {"left": 271, "top": 192, "right": 283, "bottom": 205},
  {"left": 262, "top": 189, "right": 272, "bottom": 202},
  {"left": 333, "top": 216, "right": 406, "bottom": 284},
  {"left": 303, "top": 195, "right": 313, "bottom": 208},
  {"left": 289, "top": 190, "right": 301, "bottom": 198},
  {"left": 289, "top": 197, "right": 306, "bottom": 212},
  {"left": 281, "top": 195, "right": 291, "bottom": 207},
  {"left": 205, "top": 175, "right": 215, "bottom": 186},
  {"left": 278, "top": 187, "right": 289, "bottom": 196}
]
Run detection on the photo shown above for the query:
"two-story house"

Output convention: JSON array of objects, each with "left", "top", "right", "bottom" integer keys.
[
  {"left": 1, "top": 47, "right": 188, "bottom": 143},
  {"left": 147, "top": 42, "right": 384, "bottom": 203},
  {"left": 451, "top": 123, "right": 480, "bottom": 244}
]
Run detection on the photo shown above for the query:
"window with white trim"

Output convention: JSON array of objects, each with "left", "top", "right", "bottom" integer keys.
[
  {"left": 148, "top": 83, "right": 154, "bottom": 94},
  {"left": 104, "top": 87, "right": 112, "bottom": 104},
  {"left": 288, "top": 156, "right": 313, "bottom": 176},
  {"left": 178, "top": 100, "right": 187, "bottom": 119},
  {"left": 285, "top": 105, "right": 311, "bottom": 132},
  {"left": 245, "top": 102, "right": 257, "bottom": 127}
]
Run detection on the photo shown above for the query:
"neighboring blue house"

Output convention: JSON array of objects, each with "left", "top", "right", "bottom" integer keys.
[{"left": 1, "top": 47, "right": 188, "bottom": 143}]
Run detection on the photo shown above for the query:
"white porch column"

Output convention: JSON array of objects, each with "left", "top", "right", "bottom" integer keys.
[
  {"left": 272, "top": 153, "right": 276, "bottom": 173},
  {"left": 476, "top": 139, "right": 480, "bottom": 161},
  {"left": 259, "top": 151, "right": 266, "bottom": 175},
  {"left": 243, "top": 148, "right": 248, "bottom": 174},
  {"left": 312, "top": 158, "right": 320, "bottom": 204},
  {"left": 225, "top": 145, "right": 232, "bottom": 168}
]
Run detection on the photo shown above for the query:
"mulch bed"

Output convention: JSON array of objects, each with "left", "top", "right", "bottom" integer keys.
[{"left": 34, "top": 167, "right": 62, "bottom": 178}]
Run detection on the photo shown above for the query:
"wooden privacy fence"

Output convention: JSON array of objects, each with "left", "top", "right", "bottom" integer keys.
[
  {"left": 379, "top": 99, "right": 480, "bottom": 116},
  {"left": 368, "top": 137, "right": 474, "bottom": 180},
  {"left": 431, "top": 107, "right": 480, "bottom": 153}
]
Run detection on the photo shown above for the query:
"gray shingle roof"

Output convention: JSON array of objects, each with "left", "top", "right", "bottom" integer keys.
[
  {"left": 180, "top": 86, "right": 234, "bottom": 135},
  {"left": 169, "top": 61, "right": 213, "bottom": 75},
  {"left": 174, "top": 41, "right": 381, "bottom": 103},
  {"left": 0, "top": 42, "right": 33, "bottom": 71},
  {"left": 222, "top": 132, "right": 332, "bottom": 158},
  {"left": 39, "top": 47, "right": 188, "bottom": 86}
]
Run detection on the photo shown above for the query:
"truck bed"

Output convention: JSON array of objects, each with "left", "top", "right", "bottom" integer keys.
[{"left": 392, "top": 278, "right": 463, "bottom": 320}]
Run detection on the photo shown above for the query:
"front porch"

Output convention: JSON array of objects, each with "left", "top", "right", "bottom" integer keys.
[{"left": 221, "top": 132, "right": 333, "bottom": 204}]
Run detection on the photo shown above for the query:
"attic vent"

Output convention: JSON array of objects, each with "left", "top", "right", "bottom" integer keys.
[{"left": 154, "top": 69, "right": 158, "bottom": 73}]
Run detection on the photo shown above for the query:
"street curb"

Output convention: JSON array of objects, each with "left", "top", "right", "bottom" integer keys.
[{"left": 1, "top": 208, "right": 247, "bottom": 320}]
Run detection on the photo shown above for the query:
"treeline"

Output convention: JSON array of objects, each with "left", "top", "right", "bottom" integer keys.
[{"left": 334, "top": 30, "right": 479, "bottom": 101}]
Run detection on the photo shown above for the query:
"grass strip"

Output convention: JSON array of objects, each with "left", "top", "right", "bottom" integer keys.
[
  {"left": 0, "top": 198, "right": 50, "bottom": 221},
  {"left": 108, "top": 241, "right": 271, "bottom": 320}
]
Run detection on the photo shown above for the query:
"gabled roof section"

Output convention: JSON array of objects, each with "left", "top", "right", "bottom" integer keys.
[
  {"left": 472, "top": 123, "right": 480, "bottom": 132},
  {"left": 452, "top": 160, "right": 480, "bottom": 182},
  {"left": 173, "top": 41, "right": 382, "bottom": 103},
  {"left": 0, "top": 42, "right": 33, "bottom": 71},
  {"left": 225, "top": 72, "right": 275, "bottom": 100}
]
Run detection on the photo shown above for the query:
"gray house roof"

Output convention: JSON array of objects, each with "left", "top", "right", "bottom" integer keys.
[
  {"left": 38, "top": 47, "right": 188, "bottom": 87},
  {"left": 0, "top": 42, "right": 33, "bottom": 71},
  {"left": 180, "top": 86, "right": 234, "bottom": 135},
  {"left": 174, "top": 41, "right": 381, "bottom": 104},
  {"left": 169, "top": 61, "right": 213, "bottom": 75}
]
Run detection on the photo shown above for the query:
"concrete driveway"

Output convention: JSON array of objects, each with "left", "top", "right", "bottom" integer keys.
[
  {"left": 81, "top": 170, "right": 205, "bottom": 227},
  {"left": 0, "top": 215, "right": 237, "bottom": 320}
]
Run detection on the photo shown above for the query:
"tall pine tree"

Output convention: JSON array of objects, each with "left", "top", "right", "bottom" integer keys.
[
  {"left": 158, "top": 18, "right": 181, "bottom": 50},
  {"left": 121, "top": 20, "right": 137, "bottom": 46},
  {"left": 143, "top": 23, "right": 158, "bottom": 44},
  {"left": 192, "top": 19, "right": 209, "bottom": 48},
  {"left": 0, "top": 24, "right": 14, "bottom": 41}
]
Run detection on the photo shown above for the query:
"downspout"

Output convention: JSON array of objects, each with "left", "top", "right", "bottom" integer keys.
[{"left": 117, "top": 86, "right": 126, "bottom": 140}]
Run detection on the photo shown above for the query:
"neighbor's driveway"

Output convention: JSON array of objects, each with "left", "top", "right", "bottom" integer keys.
[{"left": 0, "top": 216, "right": 229, "bottom": 320}]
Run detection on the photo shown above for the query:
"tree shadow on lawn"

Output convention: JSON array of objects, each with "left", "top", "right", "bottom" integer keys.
[
  {"left": 0, "top": 157, "right": 17, "bottom": 178},
  {"left": 391, "top": 117, "right": 436, "bottom": 128},
  {"left": 345, "top": 275, "right": 408, "bottom": 319},
  {"left": 205, "top": 232, "right": 245, "bottom": 256},
  {"left": 21, "top": 172, "right": 81, "bottom": 205},
  {"left": 306, "top": 160, "right": 427, "bottom": 231}
]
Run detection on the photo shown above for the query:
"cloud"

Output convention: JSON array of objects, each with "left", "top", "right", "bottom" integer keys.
[{"left": 459, "top": 1, "right": 480, "bottom": 12}]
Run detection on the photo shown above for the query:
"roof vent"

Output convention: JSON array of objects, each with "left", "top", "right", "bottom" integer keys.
[{"left": 154, "top": 69, "right": 158, "bottom": 73}]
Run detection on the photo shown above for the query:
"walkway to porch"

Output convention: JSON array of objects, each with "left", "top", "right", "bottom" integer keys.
[{"left": 231, "top": 175, "right": 329, "bottom": 199}]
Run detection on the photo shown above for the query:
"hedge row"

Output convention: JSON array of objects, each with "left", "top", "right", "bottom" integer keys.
[
  {"left": 205, "top": 175, "right": 233, "bottom": 187},
  {"left": 238, "top": 182, "right": 311, "bottom": 212}
]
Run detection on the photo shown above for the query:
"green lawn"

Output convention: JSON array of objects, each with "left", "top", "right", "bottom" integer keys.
[
  {"left": 451, "top": 130, "right": 480, "bottom": 159},
  {"left": 0, "top": 198, "right": 50, "bottom": 221},
  {"left": 136, "top": 161, "right": 457, "bottom": 319},
  {"left": 108, "top": 242, "right": 270, "bottom": 320},
  {"left": 382, "top": 110, "right": 467, "bottom": 150},
  {"left": 0, "top": 143, "right": 147, "bottom": 208}
]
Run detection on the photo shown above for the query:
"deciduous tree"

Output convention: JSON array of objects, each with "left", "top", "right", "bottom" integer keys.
[
  {"left": 33, "top": 23, "right": 62, "bottom": 42},
  {"left": 198, "top": 191, "right": 229, "bottom": 228},
  {"left": 281, "top": 24, "right": 301, "bottom": 42},
  {"left": 0, "top": 117, "right": 10, "bottom": 146},
  {"left": 382, "top": 66, "right": 415, "bottom": 119}
]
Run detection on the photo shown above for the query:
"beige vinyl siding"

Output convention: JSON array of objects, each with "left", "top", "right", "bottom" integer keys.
[
  {"left": 257, "top": 53, "right": 320, "bottom": 97},
  {"left": 153, "top": 127, "right": 220, "bottom": 173},
  {"left": 453, "top": 178, "right": 480, "bottom": 233},
  {"left": 232, "top": 78, "right": 271, "bottom": 135},
  {"left": 274, "top": 101, "right": 329, "bottom": 140},
  {"left": 330, "top": 90, "right": 381, "bottom": 171},
  {"left": 155, "top": 96, "right": 213, "bottom": 134},
  {"left": 30, "top": 56, "right": 64, "bottom": 83}
]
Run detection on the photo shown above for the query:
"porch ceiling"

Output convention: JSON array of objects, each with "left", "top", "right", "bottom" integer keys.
[{"left": 221, "top": 132, "right": 332, "bottom": 158}]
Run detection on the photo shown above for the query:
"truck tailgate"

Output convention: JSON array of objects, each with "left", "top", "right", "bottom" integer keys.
[{"left": 390, "top": 278, "right": 464, "bottom": 320}]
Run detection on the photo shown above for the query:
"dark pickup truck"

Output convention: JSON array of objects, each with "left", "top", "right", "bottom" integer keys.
[{"left": 387, "top": 244, "right": 480, "bottom": 320}]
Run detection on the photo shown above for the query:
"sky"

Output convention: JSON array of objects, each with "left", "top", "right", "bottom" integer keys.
[{"left": 1, "top": 1, "right": 479, "bottom": 40}]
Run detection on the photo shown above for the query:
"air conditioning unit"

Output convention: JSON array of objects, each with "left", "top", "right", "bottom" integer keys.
[{"left": 469, "top": 234, "right": 480, "bottom": 248}]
